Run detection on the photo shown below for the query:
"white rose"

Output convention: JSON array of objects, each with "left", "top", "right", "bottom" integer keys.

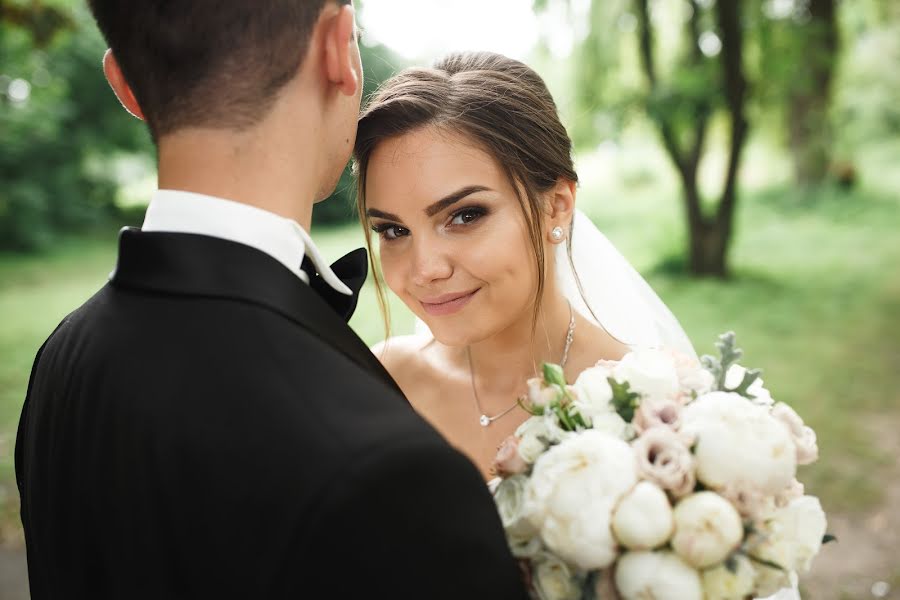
[
  {"left": 613, "top": 348, "right": 680, "bottom": 400},
  {"left": 682, "top": 392, "right": 797, "bottom": 495},
  {"left": 771, "top": 402, "right": 819, "bottom": 465},
  {"left": 514, "top": 416, "right": 566, "bottom": 463},
  {"left": 752, "top": 495, "right": 827, "bottom": 574},
  {"left": 518, "top": 434, "right": 548, "bottom": 464},
  {"left": 725, "top": 364, "right": 774, "bottom": 407},
  {"left": 670, "top": 350, "right": 715, "bottom": 400},
  {"left": 612, "top": 481, "right": 674, "bottom": 550},
  {"left": 494, "top": 475, "right": 537, "bottom": 539},
  {"left": 672, "top": 492, "right": 744, "bottom": 568},
  {"left": 615, "top": 551, "right": 703, "bottom": 600},
  {"left": 532, "top": 552, "right": 582, "bottom": 600},
  {"left": 526, "top": 377, "right": 564, "bottom": 410},
  {"left": 702, "top": 554, "right": 756, "bottom": 600},
  {"left": 526, "top": 431, "right": 637, "bottom": 569},
  {"left": 572, "top": 364, "right": 614, "bottom": 423}
]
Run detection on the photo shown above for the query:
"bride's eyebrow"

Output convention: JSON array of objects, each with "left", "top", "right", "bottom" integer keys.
[
  {"left": 366, "top": 208, "right": 401, "bottom": 222},
  {"left": 424, "top": 185, "right": 492, "bottom": 217}
]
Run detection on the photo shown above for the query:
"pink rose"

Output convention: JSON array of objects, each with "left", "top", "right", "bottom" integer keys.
[
  {"left": 719, "top": 483, "right": 775, "bottom": 521},
  {"left": 634, "top": 397, "right": 683, "bottom": 434},
  {"left": 492, "top": 435, "right": 528, "bottom": 477},
  {"left": 633, "top": 427, "right": 696, "bottom": 498},
  {"left": 771, "top": 402, "right": 819, "bottom": 465}
]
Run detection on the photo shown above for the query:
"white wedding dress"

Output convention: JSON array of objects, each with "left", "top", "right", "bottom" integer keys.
[{"left": 420, "top": 209, "right": 801, "bottom": 600}]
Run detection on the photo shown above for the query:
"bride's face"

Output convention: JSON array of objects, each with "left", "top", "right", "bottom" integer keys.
[{"left": 364, "top": 126, "right": 543, "bottom": 347}]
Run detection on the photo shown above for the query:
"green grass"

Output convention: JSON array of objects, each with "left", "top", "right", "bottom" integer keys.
[{"left": 1, "top": 141, "right": 899, "bottom": 540}]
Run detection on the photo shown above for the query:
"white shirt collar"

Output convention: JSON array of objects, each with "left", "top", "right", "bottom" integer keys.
[{"left": 140, "top": 189, "right": 352, "bottom": 296}]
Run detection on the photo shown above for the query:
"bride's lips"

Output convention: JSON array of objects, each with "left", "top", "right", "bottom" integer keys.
[{"left": 419, "top": 288, "right": 481, "bottom": 316}]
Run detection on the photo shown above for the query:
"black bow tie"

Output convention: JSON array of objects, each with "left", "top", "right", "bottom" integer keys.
[{"left": 300, "top": 248, "right": 368, "bottom": 321}]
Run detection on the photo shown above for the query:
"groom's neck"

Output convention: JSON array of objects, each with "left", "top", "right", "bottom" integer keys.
[{"left": 156, "top": 117, "right": 322, "bottom": 230}]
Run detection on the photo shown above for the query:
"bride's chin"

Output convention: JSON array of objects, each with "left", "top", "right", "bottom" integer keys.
[{"left": 426, "top": 323, "right": 493, "bottom": 349}]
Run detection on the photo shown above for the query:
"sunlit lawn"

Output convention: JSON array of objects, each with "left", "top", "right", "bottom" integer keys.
[{"left": 1, "top": 139, "right": 899, "bottom": 540}]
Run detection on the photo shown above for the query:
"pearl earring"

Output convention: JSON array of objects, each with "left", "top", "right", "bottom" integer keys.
[{"left": 551, "top": 226, "right": 565, "bottom": 242}]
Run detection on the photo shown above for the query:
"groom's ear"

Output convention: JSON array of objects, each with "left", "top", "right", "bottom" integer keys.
[
  {"left": 102, "top": 49, "right": 145, "bottom": 121},
  {"left": 547, "top": 178, "right": 577, "bottom": 227},
  {"left": 322, "top": 4, "right": 361, "bottom": 97}
]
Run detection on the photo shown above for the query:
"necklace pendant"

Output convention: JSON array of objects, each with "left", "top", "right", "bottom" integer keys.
[{"left": 479, "top": 414, "right": 491, "bottom": 427}]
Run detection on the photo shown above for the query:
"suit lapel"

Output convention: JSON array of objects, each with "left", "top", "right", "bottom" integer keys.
[{"left": 110, "top": 228, "right": 404, "bottom": 397}]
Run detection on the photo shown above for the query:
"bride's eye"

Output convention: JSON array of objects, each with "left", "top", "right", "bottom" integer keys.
[
  {"left": 371, "top": 223, "right": 409, "bottom": 241},
  {"left": 448, "top": 206, "right": 487, "bottom": 227}
]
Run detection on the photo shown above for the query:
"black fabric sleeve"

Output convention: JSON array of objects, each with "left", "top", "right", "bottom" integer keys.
[{"left": 302, "top": 436, "right": 528, "bottom": 599}]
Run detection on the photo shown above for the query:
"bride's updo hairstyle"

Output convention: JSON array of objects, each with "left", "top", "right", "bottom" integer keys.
[{"left": 353, "top": 51, "right": 579, "bottom": 334}]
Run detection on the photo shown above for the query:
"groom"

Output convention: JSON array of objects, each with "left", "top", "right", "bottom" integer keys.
[{"left": 15, "top": 1, "right": 526, "bottom": 598}]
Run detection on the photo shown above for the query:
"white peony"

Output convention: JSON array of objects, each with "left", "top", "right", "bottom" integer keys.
[
  {"left": 526, "top": 430, "right": 637, "bottom": 570},
  {"left": 752, "top": 495, "right": 827, "bottom": 574},
  {"left": 572, "top": 364, "right": 614, "bottom": 419},
  {"left": 532, "top": 552, "right": 582, "bottom": 600},
  {"left": 753, "top": 565, "right": 794, "bottom": 598},
  {"left": 615, "top": 550, "right": 703, "bottom": 600},
  {"left": 682, "top": 392, "right": 797, "bottom": 495},
  {"left": 612, "top": 481, "right": 674, "bottom": 550},
  {"left": 587, "top": 411, "right": 628, "bottom": 439},
  {"left": 725, "top": 364, "right": 774, "bottom": 407},
  {"left": 613, "top": 348, "right": 680, "bottom": 400},
  {"left": 671, "top": 492, "right": 744, "bottom": 568},
  {"left": 702, "top": 554, "right": 756, "bottom": 600}
]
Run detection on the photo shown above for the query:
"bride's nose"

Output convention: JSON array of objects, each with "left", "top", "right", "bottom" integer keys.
[{"left": 409, "top": 237, "right": 453, "bottom": 286}]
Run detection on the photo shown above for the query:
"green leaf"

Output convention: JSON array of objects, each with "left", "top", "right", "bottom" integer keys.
[
  {"left": 724, "top": 554, "right": 739, "bottom": 574},
  {"left": 543, "top": 363, "right": 568, "bottom": 388},
  {"left": 517, "top": 395, "right": 544, "bottom": 416},
  {"left": 746, "top": 554, "right": 788, "bottom": 573},
  {"left": 607, "top": 377, "right": 640, "bottom": 423},
  {"left": 822, "top": 533, "right": 838, "bottom": 544},
  {"left": 553, "top": 404, "right": 578, "bottom": 432},
  {"left": 702, "top": 331, "right": 751, "bottom": 391}
]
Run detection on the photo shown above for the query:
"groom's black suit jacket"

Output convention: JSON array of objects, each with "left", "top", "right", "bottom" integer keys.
[{"left": 16, "top": 229, "right": 526, "bottom": 599}]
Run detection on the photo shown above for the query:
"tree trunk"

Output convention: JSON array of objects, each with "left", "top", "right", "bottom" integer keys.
[{"left": 788, "top": 0, "right": 838, "bottom": 184}]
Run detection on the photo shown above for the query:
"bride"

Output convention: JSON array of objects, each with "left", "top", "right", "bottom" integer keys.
[
  {"left": 352, "top": 51, "right": 800, "bottom": 600},
  {"left": 352, "top": 51, "right": 694, "bottom": 480}
]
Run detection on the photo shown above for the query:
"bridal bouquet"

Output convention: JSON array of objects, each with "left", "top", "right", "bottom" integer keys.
[{"left": 491, "top": 333, "right": 830, "bottom": 600}]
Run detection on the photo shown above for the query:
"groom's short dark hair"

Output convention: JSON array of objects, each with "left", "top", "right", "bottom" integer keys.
[{"left": 87, "top": 0, "right": 352, "bottom": 138}]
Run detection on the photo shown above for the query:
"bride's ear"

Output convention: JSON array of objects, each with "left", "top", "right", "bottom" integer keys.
[{"left": 547, "top": 178, "right": 576, "bottom": 238}]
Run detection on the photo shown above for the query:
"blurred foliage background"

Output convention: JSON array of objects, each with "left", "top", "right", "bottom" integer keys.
[{"left": 2, "top": 0, "right": 899, "bottom": 598}]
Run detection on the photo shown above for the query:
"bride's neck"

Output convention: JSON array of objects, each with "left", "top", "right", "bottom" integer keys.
[{"left": 465, "top": 289, "right": 572, "bottom": 393}]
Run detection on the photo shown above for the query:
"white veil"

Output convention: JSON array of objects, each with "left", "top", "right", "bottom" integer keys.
[
  {"left": 557, "top": 209, "right": 697, "bottom": 359},
  {"left": 413, "top": 209, "right": 696, "bottom": 360}
]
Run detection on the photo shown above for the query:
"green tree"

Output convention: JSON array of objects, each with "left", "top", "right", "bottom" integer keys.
[
  {"left": 1, "top": 1, "right": 152, "bottom": 251},
  {"left": 550, "top": 0, "right": 749, "bottom": 277},
  {"left": 754, "top": 0, "right": 840, "bottom": 185}
]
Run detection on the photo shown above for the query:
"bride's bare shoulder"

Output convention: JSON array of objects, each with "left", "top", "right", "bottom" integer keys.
[{"left": 370, "top": 334, "right": 438, "bottom": 383}]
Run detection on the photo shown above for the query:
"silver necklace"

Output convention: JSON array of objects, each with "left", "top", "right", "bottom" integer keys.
[{"left": 468, "top": 302, "right": 576, "bottom": 427}]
